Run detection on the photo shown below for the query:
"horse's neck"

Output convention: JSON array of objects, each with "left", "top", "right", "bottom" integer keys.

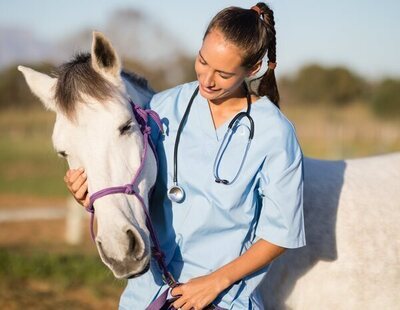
[{"left": 122, "top": 73, "right": 154, "bottom": 108}]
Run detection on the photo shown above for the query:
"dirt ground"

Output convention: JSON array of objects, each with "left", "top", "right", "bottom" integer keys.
[{"left": 0, "top": 194, "right": 66, "bottom": 209}]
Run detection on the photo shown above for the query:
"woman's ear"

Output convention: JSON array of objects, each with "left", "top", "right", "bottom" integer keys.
[{"left": 247, "top": 61, "right": 262, "bottom": 77}]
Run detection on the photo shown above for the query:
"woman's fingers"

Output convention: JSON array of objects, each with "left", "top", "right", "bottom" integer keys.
[
  {"left": 75, "top": 180, "right": 88, "bottom": 200},
  {"left": 83, "top": 194, "right": 90, "bottom": 208},
  {"left": 64, "top": 168, "right": 89, "bottom": 207},
  {"left": 64, "top": 168, "right": 81, "bottom": 184},
  {"left": 71, "top": 171, "right": 87, "bottom": 192},
  {"left": 64, "top": 169, "right": 85, "bottom": 190},
  {"left": 172, "top": 299, "right": 187, "bottom": 310}
]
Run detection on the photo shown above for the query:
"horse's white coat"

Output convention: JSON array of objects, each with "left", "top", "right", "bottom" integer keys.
[
  {"left": 18, "top": 32, "right": 157, "bottom": 279},
  {"left": 262, "top": 152, "right": 400, "bottom": 309}
]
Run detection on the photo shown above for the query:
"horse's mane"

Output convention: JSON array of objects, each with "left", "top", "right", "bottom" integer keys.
[
  {"left": 54, "top": 52, "right": 153, "bottom": 118},
  {"left": 120, "top": 70, "right": 154, "bottom": 96}
]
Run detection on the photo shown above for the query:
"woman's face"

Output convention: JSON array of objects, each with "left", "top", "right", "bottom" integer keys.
[{"left": 195, "top": 29, "right": 257, "bottom": 102}]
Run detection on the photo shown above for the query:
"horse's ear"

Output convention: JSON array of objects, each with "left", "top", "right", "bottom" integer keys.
[
  {"left": 18, "top": 65, "right": 57, "bottom": 111},
  {"left": 91, "top": 31, "right": 121, "bottom": 78}
]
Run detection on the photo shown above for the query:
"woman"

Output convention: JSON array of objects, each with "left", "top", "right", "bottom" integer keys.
[{"left": 65, "top": 3, "right": 306, "bottom": 309}]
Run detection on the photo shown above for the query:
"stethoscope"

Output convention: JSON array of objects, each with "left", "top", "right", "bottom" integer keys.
[{"left": 167, "top": 84, "right": 255, "bottom": 203}]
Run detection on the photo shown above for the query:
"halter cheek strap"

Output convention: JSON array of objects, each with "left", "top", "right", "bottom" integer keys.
[
  {"left": 85, "top": 100, "right": 163, "bottom": 240},
  {"left": 84, "top": 100, "right": 177, "bottom": 287}
]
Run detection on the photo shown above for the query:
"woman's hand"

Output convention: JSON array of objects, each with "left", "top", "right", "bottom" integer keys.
[
  {"left": 171, "top": 273, "right": 226, "bottom": 310},
  {"left": 64, "top": 168, "right": 89, "bottom": 208}
]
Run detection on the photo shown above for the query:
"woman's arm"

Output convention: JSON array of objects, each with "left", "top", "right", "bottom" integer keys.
[
  {"left": 171, "top": 239, "right": 285, "bottom": 310},
  {"left": 213, "top": 238, "right": 285, "bottom": 290}
]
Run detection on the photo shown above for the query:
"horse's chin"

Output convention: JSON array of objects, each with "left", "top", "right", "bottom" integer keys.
[
  {"left": 126, "top": 261, "right": 151, "bottom": 279},
  {"left": 95, "top": 228, "right": 151, "bottom": 279}
]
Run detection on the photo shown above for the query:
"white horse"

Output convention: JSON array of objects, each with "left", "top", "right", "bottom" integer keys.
[
  {"left": 19, "top": 32, "right": 157, "bottom": 279},
  {"left": 19, "top": 32, "right": 400, "bottom": 308},
  {"left": 262, "top": 153, "right": 400, "bottom": 309}
]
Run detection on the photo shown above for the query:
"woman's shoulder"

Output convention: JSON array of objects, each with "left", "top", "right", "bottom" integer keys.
[
  {"left": 149, "top": 81, "right": 198, "bottom": 110},
  {"left": 253, "top": 96, "right": 297, "bottom": 139},
  {"left": 253, "top": 97, "right": 303, "bottom": 159}
]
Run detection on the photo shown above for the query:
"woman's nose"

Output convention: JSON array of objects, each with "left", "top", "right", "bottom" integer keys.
[{"left": 203, "top": 71, "right": 216, "bottom": 87}]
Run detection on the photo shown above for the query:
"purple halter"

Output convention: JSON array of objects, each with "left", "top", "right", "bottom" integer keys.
[
  {"left": 84, "top": 99, "right": 175, "bottom": 283},
  {"left": 85, "top": 99, "right": 225, "bottom": 310},
  {"left": 85, "top": 99, "right": 161, "bottom": 239}
]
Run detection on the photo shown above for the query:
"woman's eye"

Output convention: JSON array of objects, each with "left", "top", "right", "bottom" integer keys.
[
  {"left": 219, "top": 74, "right": 231, "bottom": 80},
  {"left": 199, "top": 58, "right": 206, "bottom": 65}
]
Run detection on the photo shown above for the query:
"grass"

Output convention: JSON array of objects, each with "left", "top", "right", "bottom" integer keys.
[
  {"left": 0, "top": 246, "right": 125, "bottom": 291},
  {"left": 282, "top": 101, "right": 400, "bottom": 159},
  {"left": 0, "top": 246, "right": 125, "bottom": 309},
  {"left": 0, "top": 109, "right": 68, "bottom": 198}
]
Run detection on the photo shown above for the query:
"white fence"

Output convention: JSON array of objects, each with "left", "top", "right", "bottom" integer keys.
[{"left": 0, "top": 198, "right": 85, "bottom": 245}]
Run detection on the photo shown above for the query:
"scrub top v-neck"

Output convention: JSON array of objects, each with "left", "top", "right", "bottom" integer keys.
[
  {"left": 195, "top": 91, "right": 253, "bottom": 142},
  {"left": 119, "top": 81, "right": 306, "bottom": 310}
]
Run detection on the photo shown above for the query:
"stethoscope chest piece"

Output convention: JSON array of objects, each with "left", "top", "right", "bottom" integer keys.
[{"left": 167, "top": 183, "right": 185, "bottom": 203}]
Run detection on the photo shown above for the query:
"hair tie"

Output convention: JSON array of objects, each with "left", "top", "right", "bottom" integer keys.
[
  {"left": 250, "top": 5, "right": 263, "bottom": 16},
  {"left": 268, "top": 61, "right": 277, "bottom": 70}
]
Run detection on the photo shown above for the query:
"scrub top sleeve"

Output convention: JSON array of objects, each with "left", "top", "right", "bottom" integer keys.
[{"left": 255, "top": 124, "right": 306, "bottom": 249}]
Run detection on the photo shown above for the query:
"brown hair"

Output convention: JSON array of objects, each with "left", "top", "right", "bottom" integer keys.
[
  {"left": 54, "top": 53, "right": 115, "bottom": 118},
  {"left": 54, "top": 53, "right": 153, "bottom": 119},
  {"left": 204, "top": 2, "right": 280, "bottom": 108}
]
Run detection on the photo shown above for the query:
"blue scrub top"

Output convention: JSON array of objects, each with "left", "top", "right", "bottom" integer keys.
[{"left": 120, "top": 81, "right": 306, "bottom": 310}]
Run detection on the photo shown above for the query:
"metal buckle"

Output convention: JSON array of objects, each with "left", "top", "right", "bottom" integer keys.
[{"left": 162, "top": 271, "right": 178, "bottom": 287}]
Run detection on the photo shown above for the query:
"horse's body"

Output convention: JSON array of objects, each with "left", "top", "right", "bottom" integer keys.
[
  {"left": 19, "top": 32, "right": 400, "bottom": 308},
  {"left": 262, "top": 152, "right": 400, "bottom": 309}
]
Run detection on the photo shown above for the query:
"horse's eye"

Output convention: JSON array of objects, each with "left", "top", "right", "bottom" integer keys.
[
  {"left": 119, "top": 119, "right": 133, "bottom": 135},
  {"left": 57, "top": 151, "right": 68, "bottom": 158}
]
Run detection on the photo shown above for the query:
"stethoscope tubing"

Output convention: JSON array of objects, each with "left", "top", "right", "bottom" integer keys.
[
  {"left": 168, "top": 83, "right": 254, "bottom": 202},
  {"left": 172, "top": 86, "right": 199, "bottom": 184}
]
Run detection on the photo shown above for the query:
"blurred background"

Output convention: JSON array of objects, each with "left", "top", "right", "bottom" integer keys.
[{"left": 0, "top": 0, "right": 399, "bottom": 309}]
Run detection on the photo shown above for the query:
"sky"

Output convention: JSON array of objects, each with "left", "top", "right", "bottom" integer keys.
[{"left": 1, "top": 0, "right": 400, "bottom": 79}]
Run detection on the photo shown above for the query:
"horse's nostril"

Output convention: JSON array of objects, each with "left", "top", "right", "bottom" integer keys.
[{"left": 127, "top": 229, "right": 145, "bottom": 260}]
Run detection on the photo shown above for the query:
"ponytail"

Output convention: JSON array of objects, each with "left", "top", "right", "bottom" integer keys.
[{"left": 250, "top": 3, "right": 280, "bottom": 108}]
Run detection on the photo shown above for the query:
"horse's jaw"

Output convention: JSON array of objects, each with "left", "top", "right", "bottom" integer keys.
[{"left": 93, "top": 195, "right": 152, "bottom": 279}]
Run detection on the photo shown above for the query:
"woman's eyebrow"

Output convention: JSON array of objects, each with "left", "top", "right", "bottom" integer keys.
[{"left": 199, "top": 51, "right": 235, "bottom": 76}]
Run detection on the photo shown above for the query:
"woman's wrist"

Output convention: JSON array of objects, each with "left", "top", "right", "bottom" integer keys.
[{"left": 209, "top": 268, "right": 235, "bottom": 292}]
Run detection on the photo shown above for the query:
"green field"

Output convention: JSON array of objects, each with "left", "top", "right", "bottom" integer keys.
[{"left": 0, "top": 109, "right": 68, "bottom": 198}]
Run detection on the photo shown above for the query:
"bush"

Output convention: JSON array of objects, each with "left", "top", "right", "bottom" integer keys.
[
  {"left": 287, "top": 64, "right": 367, "bottom": 106},
  {"left": 370, "top": 79, "right": 400, "bottom": 119}
]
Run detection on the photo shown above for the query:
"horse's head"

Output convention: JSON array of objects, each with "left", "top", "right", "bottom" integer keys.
[{"left": 18, "top": 32, "right": 157, "bottom": 279}]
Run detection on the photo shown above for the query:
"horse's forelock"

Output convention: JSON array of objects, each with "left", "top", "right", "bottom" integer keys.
[{"left": 54, "top": 52, "right": 115, "bottom": 118}]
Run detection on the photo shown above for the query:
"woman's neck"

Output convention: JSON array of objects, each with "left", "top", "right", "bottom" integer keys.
[{"left": 208, "top": 85, "right": 248, "bottom": 111}]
